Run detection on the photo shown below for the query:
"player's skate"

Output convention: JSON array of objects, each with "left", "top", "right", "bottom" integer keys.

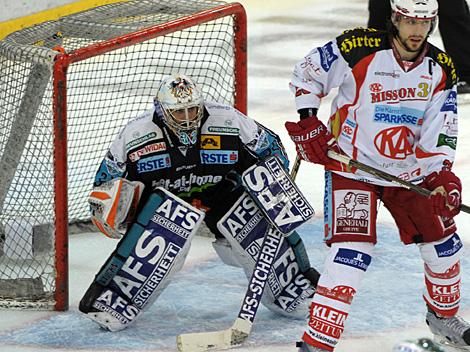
[
  {"left": 296, "top": 341, "right": 328, "bottom": 352},
  {"left": 426, "top": 309, "right": 470, "bottom": 351}
]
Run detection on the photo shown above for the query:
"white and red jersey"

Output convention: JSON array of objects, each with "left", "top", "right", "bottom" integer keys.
[{"left": 290, "top": 28, "right": 459, "bottom": 186}]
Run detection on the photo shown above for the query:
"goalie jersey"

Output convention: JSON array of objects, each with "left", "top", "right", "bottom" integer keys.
[
  {"left": 291, "top": 28, "right": 459, "bottom": 185},
  {"left": 94, "top": 101, "right": 288, "bottom": 205}
]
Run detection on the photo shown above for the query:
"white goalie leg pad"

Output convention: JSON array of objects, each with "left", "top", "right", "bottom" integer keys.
[
  {"left": 217, "top": 192, "right": 315, "bottom": 319},
  {"left": 81, "top": 188, "right": 204, "bottom": 331},
  {"left": 419, "top": 233, "right": 463, "bottom": 317},
  {"left": 89, "top": 178, "right": 144, "bottom": 239},
  {"left": 242, "top": 156, "right": 314, "bottom": 235}
]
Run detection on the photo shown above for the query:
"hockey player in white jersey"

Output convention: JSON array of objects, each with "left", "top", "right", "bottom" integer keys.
[
  {"left": 79, "top": 73, "right": 319, "bottom": 333},
  {"left": 284, "top": 0, "right": 469, "bottom": 351}
]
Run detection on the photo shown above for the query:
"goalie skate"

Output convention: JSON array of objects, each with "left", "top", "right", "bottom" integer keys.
[{"left": 426, "top": 309, "right": 470, "bottom": 351}]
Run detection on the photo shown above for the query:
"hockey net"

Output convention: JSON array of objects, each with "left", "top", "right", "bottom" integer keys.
[{"left": 0, "top": 0, "right": 246, "bottom": 310}]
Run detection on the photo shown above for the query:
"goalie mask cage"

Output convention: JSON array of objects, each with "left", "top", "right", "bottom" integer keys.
[{"left": 0, "top": 0, "right": 246, "bottom": 311}]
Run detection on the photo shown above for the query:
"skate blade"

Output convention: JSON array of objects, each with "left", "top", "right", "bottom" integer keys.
[{"left": 434, "top": 335, "right": 470, "bottom": 351}]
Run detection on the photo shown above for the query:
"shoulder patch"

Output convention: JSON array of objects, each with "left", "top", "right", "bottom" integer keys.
[
  {"left": 337, "top": 27, "right": 389, "bottom": 67},
  {"left": 427, "top": 45, "right": 458, "bottom": 87}
]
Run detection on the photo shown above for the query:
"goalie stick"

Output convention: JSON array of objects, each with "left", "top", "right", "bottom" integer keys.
[
  {"left": 177, "top": 157, "right": 304, "bottom": 352},
  {"left": 327, "top": 150, "right": 470, "bottom": 214}
]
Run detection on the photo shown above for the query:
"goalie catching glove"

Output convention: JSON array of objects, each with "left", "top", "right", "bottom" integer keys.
[
  {"left": 424, "top": 170, "right": 462, "bottom": 218},
  {"left": 285, "top": 116, "right": 337, "bottom": 165},
  {"left": 89, "top": 178, "right": 144, "bottom": 239}
]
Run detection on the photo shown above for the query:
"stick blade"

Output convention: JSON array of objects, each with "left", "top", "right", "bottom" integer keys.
[{"left": 177, "top": 318, "right": 251, "bottom": 352}]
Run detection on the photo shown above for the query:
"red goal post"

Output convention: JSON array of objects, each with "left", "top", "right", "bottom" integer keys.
[{"left": 0, "top": 0, "right": 247, "bottom": 311}]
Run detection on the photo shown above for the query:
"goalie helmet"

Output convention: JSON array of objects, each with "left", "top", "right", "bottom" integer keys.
[
  {"left": 155, "top": 73, "right": 204, "bottom": 145},
  {"left": 390, "top": 0, "right": 438, "bottom": 34}
]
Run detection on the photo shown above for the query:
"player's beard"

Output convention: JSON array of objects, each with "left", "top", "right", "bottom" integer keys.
[{"left": 397, "top": 34, "right": 425, "bottom": 53}]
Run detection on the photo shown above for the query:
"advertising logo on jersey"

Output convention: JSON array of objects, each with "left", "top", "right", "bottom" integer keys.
[
  {"left": 152, "top": 174, "right": 223, "bottom": 194},
  {"left": 374, "top": 70, "right": 400, "bottom": 79},
  {"left": 128, "top": 142, "right": 167, "bottom": 162},
  {"left": 200, "top": 150, "right": 238, "bottom": 164},
  {"left": 370, "top": 84, "right": 429, "bottom": 104},
  {"left": 374, "top": 126, "right": 415, "bottom": 159},
  {"left": 436, "top": 52, "right": 458, "bottom": 83},
  {"left": 341, "top": 119, "right": 356, "bottom": 140},
  {"left": 317, "top": 41, "right": 338, "bottom": 72},
  {"left": 373, "top": 105, "right": 424, "bottom": 126},
  {"left": 339, "top": 34, "right": 382, "bottom": 55},
  {"left": 369, "top": 83, "right": 383, "bottom": 92},
  {"left": 136, "top": 153, "right": 171, "bottom": 173},
  {"left": 300, "top": 56, "right": 322, "bottom": 76},
  {"left": 125, "top": 132, "right": 157, "bottom": 149},
  {"left": 207, "top": 126, "right": 239, "bottom": 135},
  {"left": 437, "top": 133, "right": 457, "bottom": 150},
  {"left": 333, "top": 248, "right": 371, "bottom": 271},
  {"left": 200, "top": 135, "right": 221, "bottom": 149},
  {"left": 434, "top": 233, "right": 462, "bottom": 258},
  {"left": 440, "top": 91, "right": 457, "bottom": 114},
  {"left": 334, "top": 190, "right": 371, "bottom": 236}
]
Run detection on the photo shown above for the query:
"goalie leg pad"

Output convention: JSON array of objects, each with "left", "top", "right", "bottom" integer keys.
[
  {"left": 217, "top": 192, "right": 315, "bottom": 318},
  {"left": 80, "top": 188, "right": 205, "bottom": 331},
  {"left": 242, "top": 156, "right": 314, "bottom": 235},
  {"left": 212, "top": 238, "right": 242, "bottom": 268}
]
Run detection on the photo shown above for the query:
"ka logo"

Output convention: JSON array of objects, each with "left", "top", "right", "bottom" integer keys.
[{"left": 374, "top": 126, "right": 414, "bottom": 159}]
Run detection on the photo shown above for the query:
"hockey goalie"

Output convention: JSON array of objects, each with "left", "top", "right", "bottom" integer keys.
[{"left": 78, "top": 73, "right": 319, "bottom": 332}]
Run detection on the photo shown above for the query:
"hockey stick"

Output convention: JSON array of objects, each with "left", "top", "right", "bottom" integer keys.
[
  {"left": 327, "top": 150, "right": 470, "bottom": 214},
  {"left": 290, "top": 155, "right": 301, "bottom": 180},
  {"left": 177, "top": 158, "right": 303, "bottom": 352}
]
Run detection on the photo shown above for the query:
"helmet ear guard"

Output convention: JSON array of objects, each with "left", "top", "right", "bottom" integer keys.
[{"left": 155, "top": 73, "right": 204, "bottom": 145}]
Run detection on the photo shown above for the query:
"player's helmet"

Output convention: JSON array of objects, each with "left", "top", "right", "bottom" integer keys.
[
  {"left": 390, "top": 0, "right": 438, "bottom": 34},
  {"left": 155, "top": 73, "right": 204, "bottom": 145}
]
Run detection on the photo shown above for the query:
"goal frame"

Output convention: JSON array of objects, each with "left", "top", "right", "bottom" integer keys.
[{"left": 51, "top": 2, "right": 247, "bottom": 311}]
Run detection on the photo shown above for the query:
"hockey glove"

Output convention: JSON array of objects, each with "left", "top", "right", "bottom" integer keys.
[
  {"left": 424, "top": 170, "right": 462, "bottom": 218},
  {"left": 285, "top": 116, "right": 336, "bottom": 165}
]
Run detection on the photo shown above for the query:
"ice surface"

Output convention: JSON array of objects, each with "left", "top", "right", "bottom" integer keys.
[{"left": 1, "top": 0, "right": 470, "bottom": 351}]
